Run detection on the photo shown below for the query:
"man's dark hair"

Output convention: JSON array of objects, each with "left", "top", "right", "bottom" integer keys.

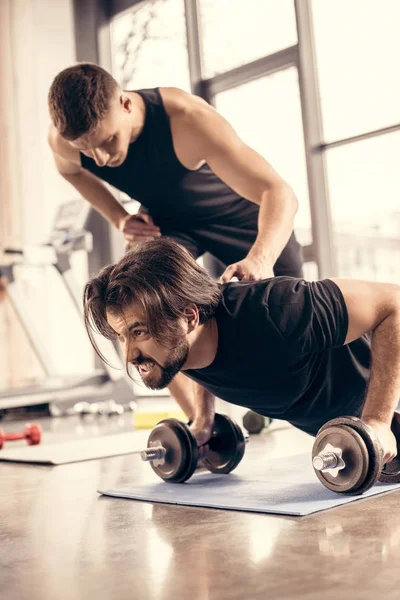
[
  {"left": 83, "top": 238, "right": 222, "bottom": 365},
  {"left": 48, "top": 63, "right": 119, "bottom": 140}
]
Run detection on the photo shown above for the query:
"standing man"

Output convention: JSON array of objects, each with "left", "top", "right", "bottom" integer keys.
[{"left": 48, "top": 62, "right": 303, "bottom": 414}]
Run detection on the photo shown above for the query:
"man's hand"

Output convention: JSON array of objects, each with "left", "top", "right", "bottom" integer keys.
[
  {"left": 363, "top": 418, "right": 398, "bottom": 465},
  {"left": 220, "top": 256, "right": 274, "bottom": 283},
  {"left": 119, "top": 212, "right": 161, "bottom": 244},
  {"left": 189, "top": 418, "right": 214, "bottom": 447}
]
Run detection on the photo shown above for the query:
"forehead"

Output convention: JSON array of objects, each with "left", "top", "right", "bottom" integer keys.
[
  {"left": 106, "top": 302, "right": 145, "bottom": 333},
  {"left": 70, "top": 101, "right": 120, "bottom": 150}
]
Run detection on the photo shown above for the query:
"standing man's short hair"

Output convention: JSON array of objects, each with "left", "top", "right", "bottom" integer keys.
[{"left": 48, "top": 63, "right": 119, "bottom": 140}]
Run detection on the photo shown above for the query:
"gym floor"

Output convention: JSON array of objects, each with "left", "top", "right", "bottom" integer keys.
[{"left": 1, "top": 412, "right": 399, "bottom": 600}]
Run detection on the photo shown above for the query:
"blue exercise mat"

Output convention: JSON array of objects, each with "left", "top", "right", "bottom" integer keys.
[{"left": 98, "top": 452, "right": 400, "bottom": 516}]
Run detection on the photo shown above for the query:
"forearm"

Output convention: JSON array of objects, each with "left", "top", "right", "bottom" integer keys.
[
  {"left": 62, "top": 170, "right": 128, "bottom": 229},
  {"left": 167, "top": 372, "right": 196, "bottom": 421},
  {"left": 362, "top": 307, "right": 400, "bottom": 425},
  {"left": 167, "top": 374, "right": 215, "bottom": 426},
  {"left": 193, "top": 382, "right": 215, "bottom": 426},
  {"left": 247, "top": 184, "right": 298, "bottom": 265}
]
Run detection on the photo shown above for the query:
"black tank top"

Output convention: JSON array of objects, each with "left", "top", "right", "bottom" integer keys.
[
  {"left": 80, "top": 88, "right": 260, "bottom": 228},
  {"left": 80, "top": 88, "right": 303, "bottom": 275}
]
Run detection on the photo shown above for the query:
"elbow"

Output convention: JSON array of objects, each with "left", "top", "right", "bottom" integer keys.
[
  {"left": 286, "top": 184, "right": 299, "bottom": 218},
  {"left": 272, "top": 182, "right": 298, "bottom": 218}
]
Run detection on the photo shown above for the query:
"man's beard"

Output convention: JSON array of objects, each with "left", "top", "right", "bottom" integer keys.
[{"left": 132, "top": 337, "right": 189, "bottom": 390}]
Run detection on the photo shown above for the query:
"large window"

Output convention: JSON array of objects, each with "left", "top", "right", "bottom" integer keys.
[
  {"left": 215, "top": 68, "right": 312, "bottom": 247},
  {"left": 199, "top": 0, "right": 297, "bottom": 78},
  {"left": 326, "top": 131, "right": 400, "bottom": 282},
  {"left": 111, "top": 0, "right": 190, "bottom": 90},
  {"left": 311, "top": 0, "right": 400, "bottom": 142}
]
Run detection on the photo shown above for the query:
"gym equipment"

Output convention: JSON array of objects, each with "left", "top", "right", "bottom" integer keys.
[
  {"left": 242, "top": 410, "right": 272, "bottom": 434},
  {"left": 140, "top": 414, "right": 247, "bottom": 482},
  {"left": 98, "top": 451, "right": 400, "bottom": 516},
  {"left": 0, "top": 199, "right": 134, "bottom": 417},
  {"left": 49, "top": 399, "right": 137, "bottom": 418},
  {"left": 133, "top": 408, "right": 186, "bottom": 429},
  {"left": 0, "top": 430, "right": 151, "bottom": 465},
  {"left": 312, "top": 412, "right": 400, "bottom": 494},
  {"left": 0, "top": 423, "right": 41, "bottom": 449}
]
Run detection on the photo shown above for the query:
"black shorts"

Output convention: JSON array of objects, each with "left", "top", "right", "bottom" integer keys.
[{"left": 161, "top": 225, "right": 304, "bottom": 278}]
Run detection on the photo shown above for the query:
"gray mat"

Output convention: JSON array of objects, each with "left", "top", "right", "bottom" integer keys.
[
  {"left": 0, "top": 430, "right": 150, "bottom": 465},
  {"left": 98, "top": 452, "right": 400, "bottom": 516}
]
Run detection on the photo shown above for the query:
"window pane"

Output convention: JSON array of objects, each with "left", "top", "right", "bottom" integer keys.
[
  {"left": 312, "top": 0, "right": 400, "bottom": 142},
  {"left": 111, "top": 0, "right": 190, "bottom": 90},
  {"left": 199, "top": 0, "right": 297, "bottom": 78},
  {"left": 326, "top": 131, "right": 400, "bottom": 282},
  {"left": 215, "top": 68, "right": 312, "bottom": 247}
]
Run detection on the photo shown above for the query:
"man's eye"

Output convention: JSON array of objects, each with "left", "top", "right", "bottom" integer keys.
[{"left": 133, "top": 330, "right": 145, "bottom": 338}]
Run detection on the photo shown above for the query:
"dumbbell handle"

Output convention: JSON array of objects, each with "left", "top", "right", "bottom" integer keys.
[
  {"left": 3, "top": 432, "right": 27, "bottom": 442},
  {"left": 141, "top": 446, "right": 166, "bottom": 462},
  {"left": 141, "top": 434, "right": 249, "bottom": 464},
  {"left": 313, "top": 451, "right": 341, "bottom": 471}
]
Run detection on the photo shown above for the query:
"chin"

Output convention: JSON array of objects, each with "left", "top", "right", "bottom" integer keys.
[
  {"left": 108, "top": 155, "right": 124, "bottom": 167},
  {"left": 143, "top": 377, "right": 167, "bottom": 391}
]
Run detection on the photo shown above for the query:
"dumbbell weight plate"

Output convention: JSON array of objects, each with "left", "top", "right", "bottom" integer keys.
[
  {"left": 379, "top": 411, "right": 400, "bottom": 484},
  {"left": 146, "top": 418, "right": 199, "bottom": 483},
  {"left": 243, "top": 410, "right": 271, "bottom": 435},
  {"left": 202, "top": 414, "right": 246, "bottom": 475},
  {"left": 312, "top": 425, "right": 369, "bottom": 493},
  {"left": 313, "top": 416, "right": 383, "bottom": 495},
  {"left": 26, "top": 423, "right": 41, "bottom": 445}
]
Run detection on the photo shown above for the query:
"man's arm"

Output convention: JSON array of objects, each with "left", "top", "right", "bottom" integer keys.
[
  {"left": 48, "top": 126, "right": 129, "bottom": 228},
  {"left": 332, "top": 278, "right": 400, "bottom": 462},
  {"left": 167, "top": 373, "right": 215, "bottom": 446},
  {"left": 48, "top": 126, "right": 160, "bottom": 241},
  {"left": 166, "top": 91, "right": 299, "bottom": 281}
]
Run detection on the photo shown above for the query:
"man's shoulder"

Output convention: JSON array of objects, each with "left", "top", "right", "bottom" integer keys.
[
  {"left": 47, "top": 125, "right": 81, "bottom": 165},
  {"left": 220, "top": 277, "right": 305, "bottom": 309},
  {"left": 158, "top": 87, "right": 211, "bottom": 121}
]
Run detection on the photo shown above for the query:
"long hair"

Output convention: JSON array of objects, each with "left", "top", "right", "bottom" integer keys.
[{"left": 83, "top": 238, "right": 222, "bottom": 365}]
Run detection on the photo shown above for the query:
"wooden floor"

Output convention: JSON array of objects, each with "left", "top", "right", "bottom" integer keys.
[{"left": 1, "top": 410, "right": 400, "bottom": 600}]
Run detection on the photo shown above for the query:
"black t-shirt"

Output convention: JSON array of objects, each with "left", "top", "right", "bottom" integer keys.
[{"left": 184, "top": 277, "right": 371, "bottom": 436}]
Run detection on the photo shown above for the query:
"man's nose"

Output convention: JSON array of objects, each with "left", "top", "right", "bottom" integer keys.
[
  {"left": 92, "top": 149, "right": 109, "bottom": 167},
  {"left": 125, "top": 344, "right": 140, "bottom": 363}
]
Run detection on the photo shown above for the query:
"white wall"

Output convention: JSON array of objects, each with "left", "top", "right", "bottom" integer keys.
[
  {"left": 10, "top": 0, "right": 77, "bottom": 243},
  {"left": 1, "top": 0, "right": 97, "bottom": 388}
]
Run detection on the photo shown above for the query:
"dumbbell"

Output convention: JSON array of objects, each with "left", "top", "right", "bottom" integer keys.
[
  {"left": 242, "top": 410, "right": 272, "bottom": 434},
  {"left": 140, "top": 413, "right": 247, "bottom": 483},
  {"left": 312, "top": 412, "right": 400, "bottom": 494},
  {"left": 0, "top": 423, "right": 42, "bottom": 450}
]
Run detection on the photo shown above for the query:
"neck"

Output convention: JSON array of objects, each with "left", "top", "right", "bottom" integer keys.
[
  {"left": 126, "top": 91, "right": 146, "bottom": 143},
  {"left": 183, "top": 318, "right": 218, "bottom": 370}
]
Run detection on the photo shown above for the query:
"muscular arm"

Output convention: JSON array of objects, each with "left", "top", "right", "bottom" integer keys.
[
  {"left": 332, "top": 278, "right": 400, "bottom": 427},
  {"left": 167, "top": 372, "right": 215, "bottom": 446},
  {"left": 165, "top": 89, "right": 298, "bottom": 278},
  {"left": 48, "top": 126, "right": 129, "bottom": 228}
]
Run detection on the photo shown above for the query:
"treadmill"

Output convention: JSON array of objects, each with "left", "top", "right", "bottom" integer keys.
[{"left": 0, "top": 199, "right": 134, "bottom": 417}]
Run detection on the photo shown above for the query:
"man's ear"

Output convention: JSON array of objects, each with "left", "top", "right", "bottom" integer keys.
[
  {"left": 184, "top": 305, "right": 199, "bottom": 333},
  {"left": 120, "top": 93, "right": 132, "bottom": 113}
]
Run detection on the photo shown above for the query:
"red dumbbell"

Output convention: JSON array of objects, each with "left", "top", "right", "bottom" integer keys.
[{"left": 0, "top": 423, "right": 42, "bottom": 450}]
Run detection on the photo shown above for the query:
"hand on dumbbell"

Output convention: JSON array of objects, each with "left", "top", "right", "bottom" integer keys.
[
  {"left": 188, "top": 418, "right": 214, "bottom": 448},
  {"left": 312, "top": 413, "right": 400, "bottom": 494},
  {"left": 362, "top": 417, "right": 398, "bottom": 465},
  {"left": 140, "top": 414, "right": 247, "bottom": 483},
  {"left": 0, "top": 423, "right": 42, "bottom": 450}
]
